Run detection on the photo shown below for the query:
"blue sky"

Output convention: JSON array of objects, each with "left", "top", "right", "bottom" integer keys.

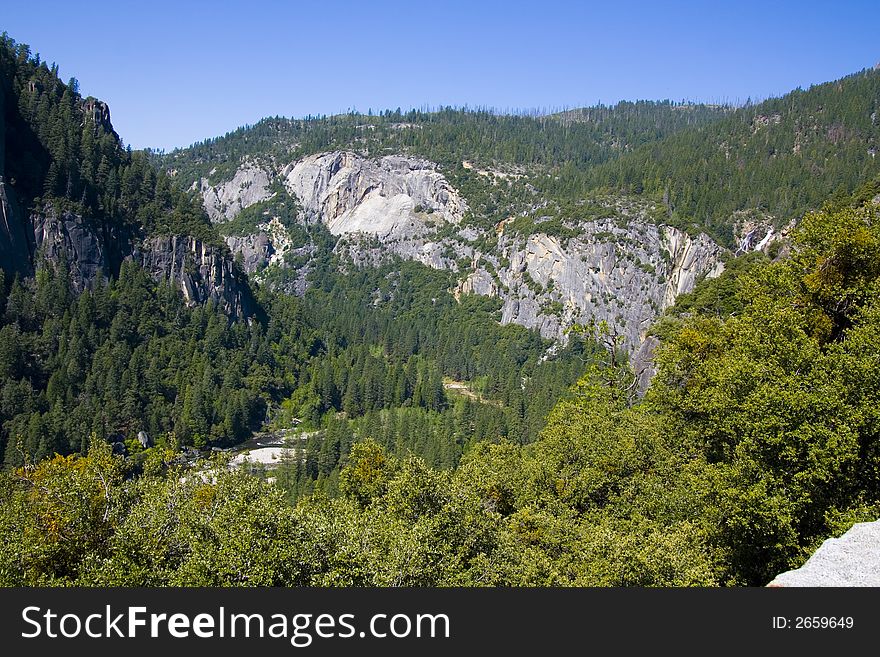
[{"left": 3, "top": 0, "right": 877, "bottom": 151}]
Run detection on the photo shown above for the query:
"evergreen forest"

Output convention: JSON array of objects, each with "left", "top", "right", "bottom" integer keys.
[{"left": 2, "top": 34, "right": 879, "bottom": 587}]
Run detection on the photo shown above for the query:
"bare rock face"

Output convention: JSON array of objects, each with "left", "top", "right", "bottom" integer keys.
[
  {"left": 199, "top": 152, "right": 470, "bottom": 287},
  {"left": 480, "top": 220, "right": 725, "bottom": 353},
  {"left": 32, "top": 209, "right": 120, "bottom": 292},
  {"left": 335, "top": 233, "right": 462, "bottom": 272},
  {"left": 202, "top": 150, "right": 727, "bottom": 364},
  {"left": 81, "top": 98, "right": 118, "bottom": 140},
  {"left": 767, "top": 520, "right": 880, "bottom": 587},
  {"left": 136, "top": 235, "right": 254, "bottom": 317},
  {"left": 199, "top": 162, "right": 274, "bottom": 223},
  {"left": 457, "top": 267, "right": 499, "bottom": 298},
  {"left": 733, "top": 212, "right": 794, "bottom": 257},
  {"left": 632, "top": 335, "right": 661, "bottom": 390},
  {"left": 22, "top": 207, "right": 255, "bottom": 319},
  {"left": 137, "top": 431, "right": 152, "bottom": 448},
  {"left": 283, "top": 151, "right": 467, "bottom": 237},
  {"left": 22, "top": 208, "right": 254, "bottom": 319},
  {"left": 225, "top": 232, "right": 274, "bottom": 273}
]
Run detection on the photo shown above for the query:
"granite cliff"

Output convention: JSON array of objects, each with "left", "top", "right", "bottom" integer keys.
[
  {"left": 283, "top": 151, "right": 467, "bottom": 237},
  {"left": 27, "top": 205, "right": 254, "bottom": 317},
  {"left": 136, "top": 234, "right": 255, "bottom": 317},
  {"left": 197, "top": 152, "right": 732, "bottom": 361}
]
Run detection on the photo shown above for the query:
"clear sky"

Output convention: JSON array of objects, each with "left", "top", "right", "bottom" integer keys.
[{"left": 3, "top": 0, "right": 877, "bottom": 151}]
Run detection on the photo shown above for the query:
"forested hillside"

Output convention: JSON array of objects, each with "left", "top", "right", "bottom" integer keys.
[
  {"left": 2, "top": 33, "right": 880, "bottom": 588},
  {"left": 0, "top": 252, "right": 590, "bottom": 487},
  {"left": 587, "top": 68, "right": 880, "bottom": 243},
  {"left": 165, "top": 67, "right": 880, "bottom": 247},
  {"left": 164, "top": 101, "right": 730, "bottom": 184},
  {"left": 2, "top": 198, "right": 878, "bottom": 586},
  {"left": 0, "top": 36, "right": 593, "bottom": 497},
  {"left": 0, "top": 34, "right": 218, "bottom": 257}
]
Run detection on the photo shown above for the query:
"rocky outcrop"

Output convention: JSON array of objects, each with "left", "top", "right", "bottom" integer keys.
[
  {"left": 631, "top": 335, "right": 661, "bottom": 391},
  {"left": 1, "top": 78, "right": 253, "bottom": 320},
  {"left": 335, "top": 234, "right": 462, "bottom": 272},
  {"left": 336, "top": 211, "right": 724, "bottom": 356},
  {"left": 767, "top": 520, "right": 880, "bottom": 586},
  {"left": 662, "top": 227, "right": 726, "bottom": 307},
  {"left": 199, "top": 151, "right": 726, "bottom": 360},
  {"left": 199, "top": 162, "right": 274, "bottom": 223},
  {"left": 225, "top": 232, "right": 274, "bottom": 273},
  {"left": 733, "top": 212, "right": 794, "bottom": 258},
  {"left": 202, "top": 152, "right": 470, "bottom": 290},
  {"left": 15, "top": 200, "right": 255, "bottom": 318},
  {"left": 136, "top": 235, "right": 255, "bottom": 317},
  {"left": 2, "top": 88, "right": 127, "bottom": 282},
  {"left": 223, "top": 217, "right": 314, "bottom": 295},
  {"left": 456, "top": 267, "right": 498, "bottom": 298},
  {"left": 81, "top": 98, "right": 118, "bottom": 141},
  {"left": 283, "top": 151, "right": 467, "bottom": 237},
  {"left": 31, "top": 208, "right": 132, "bottom": 292},
  {"left": 471, "top": 220, "right": 724, "bottom": 352},
  {"left": 7, "top": 204, "right": 254, "bottom": 319}
]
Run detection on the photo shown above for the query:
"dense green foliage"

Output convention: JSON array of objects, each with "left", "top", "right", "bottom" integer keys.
[
  {"left": 0, "top": 260, "right": 271, "bottom": 464},
  {"left": 3, "top": 203, "right": 878, "bottom": 586},
  {"left": 259, "top": 260, "right": 593, "bottom": 498},
  {"left": 4, "top": 34, "right": 880, "bottom": 588},
  {"left": 164, "top": 102, "right": 729, "bottom": 183},
  {"left": 646, "top": 203, "right": 880, "bottom": 582},
  {"left": 0, "top": 251, "right": 589, "bottom": 473}
]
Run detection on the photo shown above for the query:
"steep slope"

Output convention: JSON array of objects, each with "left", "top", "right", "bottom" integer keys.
[
  {"left": 163, "top": 68, "right": 880, "bottom": 380},
  {"left": 284, "top": 151, "right": 467, "bottom": 236},
  {"left": 164, "top": 101, "right": 749, "bottom": 360},
  {"left": 188, "top": 149, "right": 726, "bottom": 361},
  {"left": 0, "top": 60, "right": 31, "bottom": 275},
  {"left": 473, "top": 215, "right": 724, "bottom": 347},
  {"left": 0, "top": 36, "right": 254, "bottom": 317},
  {"left": 168, "top": 85, "right": 880, "bottom": 361}
]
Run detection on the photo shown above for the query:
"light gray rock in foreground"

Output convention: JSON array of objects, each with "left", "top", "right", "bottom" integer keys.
[{"left": 768, "top": 520, "right": 880, "bottom": 587}]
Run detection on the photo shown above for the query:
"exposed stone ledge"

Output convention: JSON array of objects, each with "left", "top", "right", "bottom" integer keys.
[{"left": 767, "top": 520, "right": 880, "bottom": 587}]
